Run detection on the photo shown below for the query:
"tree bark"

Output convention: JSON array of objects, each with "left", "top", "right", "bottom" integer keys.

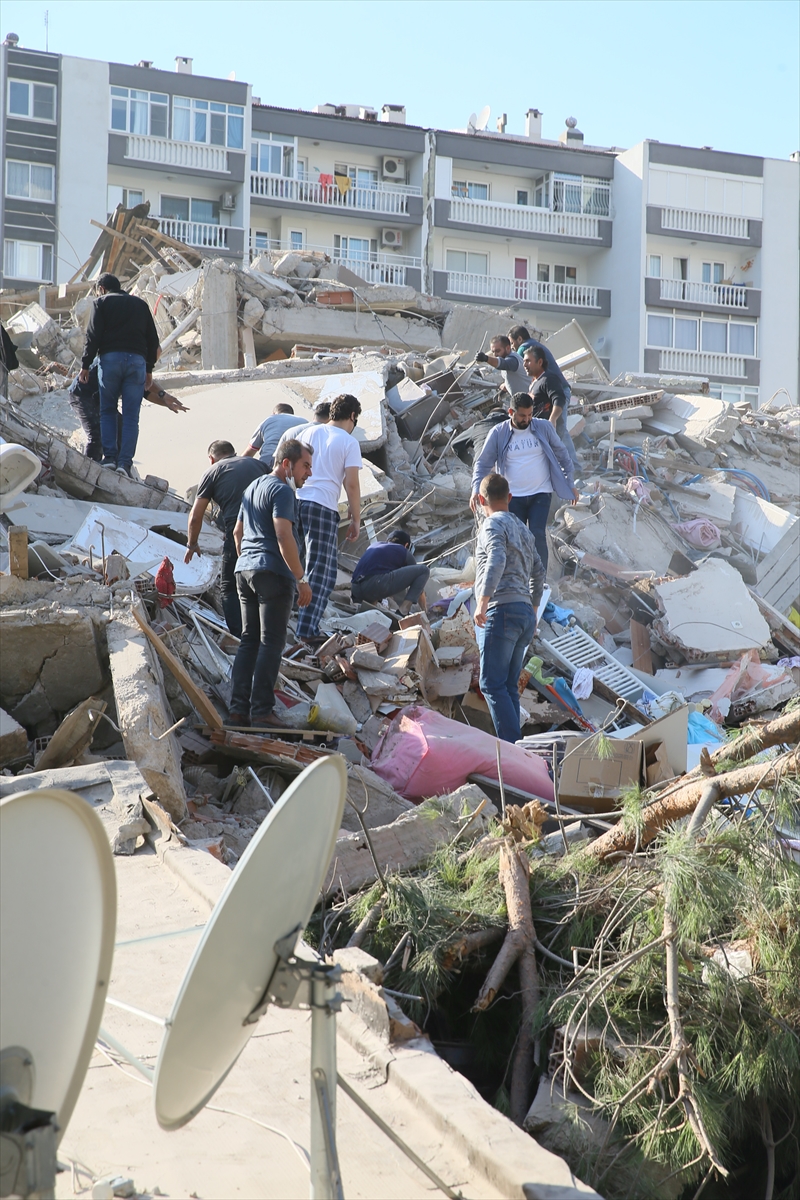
[
  {"left": 709, "top": 708, "right": 800, "bottom": 768},
  {"left": 587, "top": 750, "right": 798, "bottom": 861},
  {"left": 440, "top": 926, "right": 504, "bottom": 970}
]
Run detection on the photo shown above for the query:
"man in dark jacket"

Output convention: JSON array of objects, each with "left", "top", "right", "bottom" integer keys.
[
  {"left": 351, "top": 529, "right": 430, "bottom": 615},
  {"left": 79, "top": 272, "right": 160, "bottom": 476},
  {"left": 1, "top": 322, "right": 19, "bottom": 398}
]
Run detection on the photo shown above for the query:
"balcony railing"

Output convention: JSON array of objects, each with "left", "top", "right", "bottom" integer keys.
[
  {"left": 125, "top": 135, "right": 229, "bottom": 173},
  {"left": 660, "top": 207, "right": 749, "bottom": 239},
  {"left": 250, "top": 174, "right": 420, "bottom": 215},
  {"left": 656, "top": 278, "right": 750, "bottom": 308},
  {"left": 249, "top": 238, "right": 421, "bottom": 285},
  {"left": 158, "top": 218, "right": 237, "bottom": 249},
  {"left": 446, "top": 272, "right": 602, "bottom": 308},
  {"left": 658, "top": 349, "right": 748, "bottom": 378},
  {"left": 449, "top": 198, "right": 603, "bottom": 239}
]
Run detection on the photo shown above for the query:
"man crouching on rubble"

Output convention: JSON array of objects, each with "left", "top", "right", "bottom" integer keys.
[
  {"left": 228, "top": 439, "right": 313, "bottom": 728},
  {"left": 474, "top": 473, "right": 545, "bottom": 744}
]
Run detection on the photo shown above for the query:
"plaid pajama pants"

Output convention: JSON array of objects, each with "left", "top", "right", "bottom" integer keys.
[{"left": 296, "top": 499, "right": 340, "bottom": 639}]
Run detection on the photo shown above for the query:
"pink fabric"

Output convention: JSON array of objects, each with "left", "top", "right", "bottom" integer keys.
[
  {"left": 671, "top": 518, "right": 722, "bottom": 549},
  {"left": 708, "top": 651, "right": 793, "bottom": 722},
  {"left": 370, "top": 705, "right": 555, "bottom": 803}
]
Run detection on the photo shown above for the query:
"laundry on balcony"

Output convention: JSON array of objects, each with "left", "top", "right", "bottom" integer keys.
[{"left": 334, "top": 174, "right": 351, "bottom": 196}]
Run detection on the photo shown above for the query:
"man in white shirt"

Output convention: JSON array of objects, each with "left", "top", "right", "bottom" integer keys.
[{"left": 290, "top": 392, "right": 363, "bottom": 643}]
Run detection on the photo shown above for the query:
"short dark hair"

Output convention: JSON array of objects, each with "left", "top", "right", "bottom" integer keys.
[
  {"left": 280, "top": 438, "right": 313, "bottom": 465},
  {"left": 523, "top": 346, "right": 546, "bottom": 366},
  {"left": 97, "top": 272, "right": 122, "bottom": 293},
  {"left": 208, "top": 440, "right": 235, "bottom": 458},
  {"left": 314, "top": 400, "right": 331, "bottom": 420},
  {"left": 510, "top": 392, "right": 534, "bottom": 410},
  {"left": 387, "top": 528, "right": 411, "bottom": 547},
  {"left": 330, "top": 393, "right": 362, "bottom": 423},
  {"left": 480, "top": 473, "right": 509, "bottom": 502},
  {"left": 509, "top": 325, "right": 530, "bottom": 342},
  {"left": 491, "top": 334, "right": 511, "bottom": 349},
  {"left": 274, "top": 403, "right": 294, "bottom": 415}
]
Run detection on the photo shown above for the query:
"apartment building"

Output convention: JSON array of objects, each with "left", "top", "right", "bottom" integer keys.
[{"left": 2, "top": 36, "right": 798, "bottom": 406}]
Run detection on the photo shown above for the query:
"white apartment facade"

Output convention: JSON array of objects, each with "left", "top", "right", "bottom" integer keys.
[{"left": 2, "top": 37, "right": 798, "bottom": 407}]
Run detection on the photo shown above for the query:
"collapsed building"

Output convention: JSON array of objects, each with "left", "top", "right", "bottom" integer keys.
[{"left": 1, "top": 211, "right": 799, "bottom": 1200}]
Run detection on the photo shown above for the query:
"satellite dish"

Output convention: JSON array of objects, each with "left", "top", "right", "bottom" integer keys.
[
  {"left": 154, "top": 756, "right": 346, "bottom": 1190},
  {"left": 467, "top": 111, "right": 477, "bottom": 132},
  {"left": 1, "top": 789, "right": 116, "bottom": 1196},
  {"left": 476, "top": 105, "right": 491, "bottom": 131}
]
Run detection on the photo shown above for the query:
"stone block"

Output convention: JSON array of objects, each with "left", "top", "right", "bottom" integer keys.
[{"left": 0, "top": 606, "right": 106, "bottom": 730}]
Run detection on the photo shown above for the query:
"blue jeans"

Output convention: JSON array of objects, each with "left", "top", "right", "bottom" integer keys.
[
  {"left": 230, "top": 569, "right": 295, "bottom": 720},
  {"left": 98, "top": 351, "right": 146, "bottom": 468},
  {"left": 508, "top": 492, "right": 551, "bottom": 571},
  {"left": 351, "top": 564, "right": 430, "bottom": 606},
  {"left": 477, "top": 601, "right": 537, "bottom": 743}
]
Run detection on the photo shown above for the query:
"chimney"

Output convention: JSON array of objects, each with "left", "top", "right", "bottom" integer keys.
[
  {"left": 175, "top": 56, "right": 193, "bottom": 74},
  {"left": 559, "top": 117, "right": 584, "bottom": 145},
  {"left": 137, "top": 60, "right": 153, "bottom": 68},
  {"left": 4, "top": 32, "right": 20, "bottom": 46},
  {"left": 525, "top": 108, "right": 542, "bottom": 140},
  {"left": 496, "top": 113, "right": 507, "bottom": 133},
  {"left": 380, "top": 104, "right": 406, "bottom": 125}
]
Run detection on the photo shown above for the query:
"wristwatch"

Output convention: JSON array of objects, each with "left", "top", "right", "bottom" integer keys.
[{"left": 298, "top": 575, "right": 309, "bottom": 584}]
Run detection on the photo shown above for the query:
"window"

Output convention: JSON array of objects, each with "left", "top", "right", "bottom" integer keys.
[
  {"left": 107, "top": 185, "right": 144, "bottom": 211},
  {"left": 110, "top": 87, "right": 168, "bottom": 137},
  {"left": 553, "top": 173, "right": 582, "bottom": 213},
  {"left": 161, "top": 195, "right": 190, "bottom": 222},
  {"left": 334, "top": 164, "right": 379, "bottom": 189},
  {"left": 648, "top": 313, "right": 757, "bottom": 356},
  {"left": 729, "top": 322, "right": 756, "bottom": 356},
  {"left": 446, "top": 250, "right": 488, "bottom": 274},
  {"left": 334, "top": 235, "right": 377, "bottom": 261},
  {"left": 553, "top": 265, "right": 577, "bottom": 284},
  {"left": 674, "top": 317, "right": 698, "bottom": 350},
  {"left": 537, "top": 264, "right": 550, "bottom": 282},
  {"left": 4, "top": 239, "right": 53, "bottom": 281},
  {"left": 672, "top": 257, "right": 688, "bottom": 281},
  {"left": 251, "top": 134, "right": 296, "bottom": 176},
  {"left": 451, "top": 180, "right": 489, "bottom": 200},
  {"left": 173, "top": 97, "right": 244, "bottom": 148},
  {"left": 289, "top": 230, "right": 305, "bottom": 250},
  {"left": 8, "top": 79, "right": 56, "bottom": 121},
  {"left": 252, "top": 230, "right": 273, "bottom": 252},
  {"left": 6, "top": 160, "right": 55, "bottom": 201},
  {"left": 702, "top": 261, "right": 725, "bottom": 284},
  {"left": 648, "top": 255, "right": 662, "bottom": 278},
  {"left": 709, "top": 384, "right": 760, "bottom": 406},
  {"left": 516, "top": 189, "right": 529, "bottom": 206},
  {"left": 533, "top": 175, "right": 549, "bottom": 209},
  {"left": 647, "top": 314, "right": 673, "bottom": 347},
  {"left": 701, "top": 320, "right": 727, "bottom": 353}
]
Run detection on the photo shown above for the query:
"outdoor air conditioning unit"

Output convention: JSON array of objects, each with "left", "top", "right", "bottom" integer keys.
[
  {"left": 382, "top": 156, "right": 406, "bottom": 181},
  {"left": 220, "top": 192, "right": 236, "bottom": 210},
  {"left": 381, "top": 228, "right": 403, "bottom": 248}
]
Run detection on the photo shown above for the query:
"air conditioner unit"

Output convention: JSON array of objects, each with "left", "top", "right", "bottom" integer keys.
[
  {"left": 220, "top": 192, "right": 236, "bottom": 210},
  {"left": 382, "top": 156, "right": 406, "bottom": 181},
  {"left": 381, "top": 228, "right": 403, "bottom": 248}
]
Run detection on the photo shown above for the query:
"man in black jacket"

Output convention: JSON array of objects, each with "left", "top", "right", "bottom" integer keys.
[{"left": 79, "top": 273, "right": 160, "bottom": 477}]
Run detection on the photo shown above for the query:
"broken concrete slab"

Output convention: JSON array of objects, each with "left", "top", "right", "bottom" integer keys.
[
  {"left": 653, "top": 559, "right": 770, "bottom": 658},
  {"left": 259, "top": 305, "right": 441, "bottom": 354},
  {"left": 340, "top": 764, "right": 415, "bottom": 834},
  {"left": 0, "top": 708, "right": 28, "bottom": 765},
  {"left": 201, "top": 259, "right": 238, "bottom": 371}
]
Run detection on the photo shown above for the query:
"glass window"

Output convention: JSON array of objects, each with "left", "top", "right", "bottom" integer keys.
[
  {"left": 702, "top": 261, "right": 725, "bottom": 284},
  {"left": 729, "top": 323, "right": 755, "bottom": 356},
  {"left": 647, "top": 314, "right": 673, "bottom": 347},
  {"left": 5, "top": 161, "right": 54, "bottom": 201},
  {"left": 533, "top": 175, "right": 549, "bottom": 208},
  {"left": 701, "top": 321, "right": 727, "bottom": 353},
  {"left": 8, "top": 80, "right": 29, "bottom": 114},
  {"left": 173, "top": 96, "right": 191, "bottom": 141},
  {"left": 553, "top": 174, "right": 582, "bottom": 213},
  {"left": 175, "top": 97, "right": 245, "bottom": 147},
  {"left": 3, "top": 239, "right": 52, "bottom": 280},
  {"left": 451, "top": 180, "right": 489, "bottom": 200},
  {"left": 446, "top": 250, "right": 466, "bottom": 273},
  {"left": 648, "top": 255, "right": 662, "bottom": 278},
  {"left": 554, "top": 265, "right": 577, "bottom": 284},
  {"left": 516, "top": 189, "right": 529, "bottom": 206},
  {"left": 160, "top": 195, "right": 190, "bottom": 221},
  {"left": 537, "top": 264, "right": 549, "bottom": 282},
  {"left": 674, "top": 318, "right": 698, "bottom": 350},
  {"left": 7, "top": 80, "right": 55, "bottom": 121},
  {"left": 190, "top": 198, "right": 219, "bottom": 224},
  {"left": 673, "top": 257, "right": 688, "bottom": 280},
  {"left": 289, "top": 230, "right": 304, "bottom": 250},
  {"left": 466, "top": 251, "right": 488, "bottom": 274},
  {"left": 252, "top": 135, "right": 295, "bottom": 176},
  {"left": 33, "top": 84, "right": 56, "bottom": 121}
]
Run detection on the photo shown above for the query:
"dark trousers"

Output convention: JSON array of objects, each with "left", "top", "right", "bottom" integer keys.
[
  {"left": 230, "top": 570, "right": 295, "bottom": 720},
  {"left": 477, "top": 601, "right": 537, "bottom": 743},
  {"left": 68, "top": 390, "right": 122, "bottom": 462},
  {"left": 351, "top": 564, "right": 430, "bottom": 606},
  {"left": 508, "top": 491, "right": 551, "bottom": 570},
  {"left": 220, "top": 532, "right": 242, "bottom": 638}
]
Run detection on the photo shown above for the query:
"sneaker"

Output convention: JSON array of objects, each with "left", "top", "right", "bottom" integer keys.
[
  {"left": 116, "top": 464, "right": 132, "bottom": 478},
  {"left": 101, "top": 458, "right": 117, "bottom": 469}
]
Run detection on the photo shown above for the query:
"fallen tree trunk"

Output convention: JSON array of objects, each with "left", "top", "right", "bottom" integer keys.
[
  {"left": 586, "top": 749, "right": 799, "bottom": 861},
  {"left": 709, "top": 707, "right": 800, "bottom": 768},
  {"left": 440, "top": 926, "right": 504, "bottom": 970}
]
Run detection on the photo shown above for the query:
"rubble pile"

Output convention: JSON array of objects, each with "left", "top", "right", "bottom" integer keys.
[{"left": 2, "top": 219, "right": 799, "bottom": 1199}]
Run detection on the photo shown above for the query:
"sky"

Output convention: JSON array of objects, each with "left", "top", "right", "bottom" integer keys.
[{"left": 2, "top": 0, "right": 798, "bottom": 160}]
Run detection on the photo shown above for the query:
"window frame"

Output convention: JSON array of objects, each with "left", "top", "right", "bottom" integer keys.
[
  {"left": 648, "top": 254, "right": 662, "bottom": 278},
  {"left": 553, "top": 264, "right": 578, "bottom": 285},
  {"left": 445, "top": 248, "right": 489, "bottom": 275},
  {"left": 172, "top": 96, "right": 244, "bottom": 148},
  {"left": 110, "top": 86, "right": 169, "bottom": 138},
  {"left": 702, "top": 261, "right": 726, "bottom": 285},
  {"left": 251, "top": 133, "right": 297, "bottom": 177},
  {"left": 3, "top": 238, "right": 54, "bottom": 281},
  {"left": 451, "top": 179, "right": 490, "bottom": 201},
  {"left": 5, "top": 159, "right": 56, "bottom": 202},
  {"left": 646, "top": 310, "right": 757, "bottom": 357},
  {"left": 7, "top": 79, "right": 57, "bottom": 123}
]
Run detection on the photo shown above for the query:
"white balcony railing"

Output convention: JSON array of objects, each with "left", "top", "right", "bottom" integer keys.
[
  {"left": 657, "top": 278, "right": 750, "bottom": 307},
  {"left": 157, "top": 218, "right": 236, "bottom": 249},
  {"left": 446, "top": 272, "right": 601, "bottom": 308},
  {"left": 249, "top": 238, "right": 421, "bottom": 285},
  {"left": 660, "top": 207, "right": 750, "bottom": 239},
  {"left": 125, "top": 136, "right": 229, "bottom": 173},
  {"left": 250, "top": 174, "right": 420, "bottom": 215},
  {"left": 449, "top": 198, "right": 602, "bottom": 239},
  {"left": 659, "top": 349, "right": 747, "bottom": 378}
]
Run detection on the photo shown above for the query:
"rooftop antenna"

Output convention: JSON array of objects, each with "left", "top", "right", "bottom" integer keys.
[
  {"left": 0, "top": 788, "right": 117, "bottom": 1198},
  {"left": 44, "top": 9, "right": 48, "bottom": 52},
  {"left": 475, "top": 105, "right": 491, "bottom": 131}
]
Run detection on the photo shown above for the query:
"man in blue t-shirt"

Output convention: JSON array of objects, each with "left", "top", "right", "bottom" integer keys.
[
  {"left": 228, "top": 438, "right": 313, "bottom": 727},
  {"left": 351, "top": 529, "right": 430, "bottom": 616}
]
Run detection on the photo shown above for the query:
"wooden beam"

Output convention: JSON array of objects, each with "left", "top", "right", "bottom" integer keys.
[
  {"left": 591, "top": 676, "right": 652, "bottom": 726},
  {"left": 89, "top": 218, "right": 152, "bottom": 255},
  {"left": 630, "top": 619, "right": 654, "bottom": 675},
  {"left": 8, "top": 526, "right": 28, "bottom": 579},
  {"left": 131, "top": 601, "right": 224, "bottom": 729},
  {"left": 132, "top": 221, "right": 201, "bottom": 262}
]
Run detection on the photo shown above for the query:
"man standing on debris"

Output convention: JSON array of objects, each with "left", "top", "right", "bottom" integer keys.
[
  {"left": 474, "top": 473, "right": 545, "bottom": 743},
  {"left": 290, "top": 393, "right": 363, "bottom": 646},
  {"left": 470, "top": 392, "right": 577, "bottom": 571},
  {"left": 510, "top": 325, "right": 579, "bottom": 472},
  {"left": 351, "top": 529, "right": 430, "bottom": 616},
  {"left": 79, "top": 272, "right": 160, "bottom": 477},
  {"left": 184, "top": 441, "right": 269, "bottom": 638},
  {"left": 243, "top": 402, "right": 308, "bottom": 469},
  {"left": 228, "top": 438, "right": 313, "bottom": 727},
  {"left": 69, "top": 363, "right": 188, "bottom": 463},
  {"left": 475, "top": 334, "right": 529, "bottom": 399}
]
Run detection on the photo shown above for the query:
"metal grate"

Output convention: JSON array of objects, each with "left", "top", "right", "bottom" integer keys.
[{"left": 539, "top": 625, "right": 645, "bottom": 703}]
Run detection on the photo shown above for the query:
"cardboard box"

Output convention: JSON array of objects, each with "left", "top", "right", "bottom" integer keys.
[
  {"left": 628, "top": 706, "right": 688, "bottom": 777},
  {"left": 557, "top": 739, "right": 643, "bottom": 813},
  {"left": 645, "top": 741, "right": 673, "bottom": 786}
]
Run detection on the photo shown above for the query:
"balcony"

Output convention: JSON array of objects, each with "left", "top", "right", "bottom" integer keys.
[
  {"left": 125, "top": 136, "right": 229, "bottom": 173},
  {"left": 250, "top": 174, "right": 423, "bottom": 220},
  {"left": 646, "top": 205, "right": 761, "bottom": 246},
  {"left": 650, "top": 348, "right": 758, "bottom": 382},
  {"left": 249, "top": 239, "right": 422, "bottom": 287},
  {"left": 442, "top": 197, "right": 609, "bottom": 243},
  {"left": 158, "top": 218, "right": 243, "bottom": 254},
  {"left": 433, "top": 271, "right": 610, "bottom": 315},
  {"left": 645, "top": 276, "right": 761, "bottom": 317}
]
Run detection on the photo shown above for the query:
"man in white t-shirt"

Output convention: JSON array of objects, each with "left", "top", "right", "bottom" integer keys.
[{"left": 290, "top": 392, "right": 363, "bottom": 643}]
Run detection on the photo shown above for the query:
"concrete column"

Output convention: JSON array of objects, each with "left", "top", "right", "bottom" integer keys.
[{"left": 201, "top": 260, "right": 239, "bottom": 371}]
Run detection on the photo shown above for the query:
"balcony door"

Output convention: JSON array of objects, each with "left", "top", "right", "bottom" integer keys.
[{"left": 514, "top": 257, "right": 528, "bottom": 301}]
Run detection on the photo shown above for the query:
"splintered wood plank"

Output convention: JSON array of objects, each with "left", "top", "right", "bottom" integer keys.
[
  {"left": 132, "top": 601, "right": 223, "bottom": 729},
  {"left": 630, "top": 619, "right": 654, "bottom": 675},
  {"left": 8, "top": 526, "right": 28, "bottom": 579}
]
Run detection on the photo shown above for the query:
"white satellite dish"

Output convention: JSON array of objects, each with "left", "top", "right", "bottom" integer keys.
[
  {"left": 153, "top": 755, "right": 346, "bottom": 1196},
  {"left": 467, "top": 111, "right": 477, "bottom": 132},
  {"left": 0, "top": 789, "right": 116, "bottom": 1197},
  {"left": 476, "top": 105, "right": 491, "bottom": 131}
]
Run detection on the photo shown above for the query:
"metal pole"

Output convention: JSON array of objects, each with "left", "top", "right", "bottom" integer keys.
[{"left": 309, "top": 969, "right": 343, "bottom": 1199}]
